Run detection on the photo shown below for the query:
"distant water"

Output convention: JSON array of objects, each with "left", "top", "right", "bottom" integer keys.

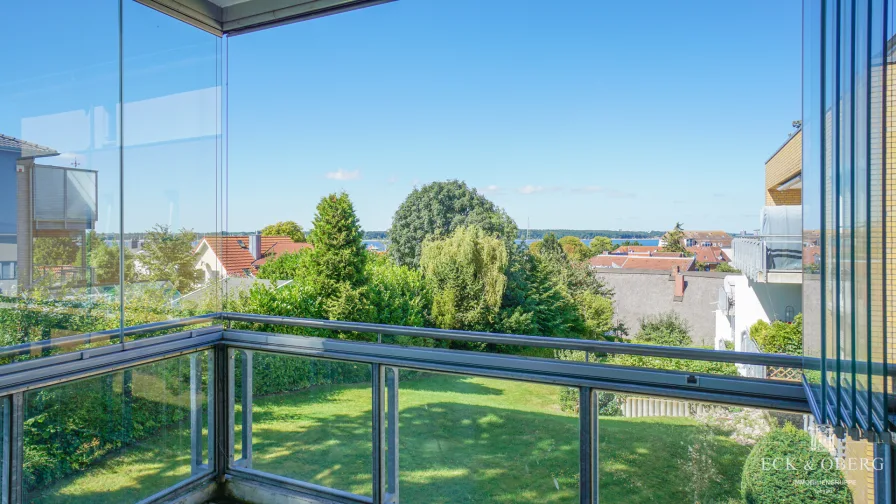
[
  {"left": 516, "top": 238, "right": 660, "bottom": 246},
  {"left": 363, "top": 240, "right": 388, "bottom": 251}
]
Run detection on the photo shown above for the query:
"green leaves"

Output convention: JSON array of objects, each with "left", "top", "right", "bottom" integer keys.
[
  {"left": 308, "top": 193, "right": 367, "bottom": 288},
  {"left": 389, "top": 180, "right": 517, "bottom": 267},
  {"left": 420, "top": 226, "right": 508, "bottom": 331},
  {"left": 750, "top": 314, "right": 802, "bottom": 355},
  {"left": 261, "top": 220, "right": 306, "bottom": 243},
  {"left": 141, "top": 225, "right": 204, "bottom": 294}
]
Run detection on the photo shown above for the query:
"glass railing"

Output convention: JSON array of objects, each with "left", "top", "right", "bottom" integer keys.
[{"left": 0, "top": 313, "right": 885, "bottom": 503}]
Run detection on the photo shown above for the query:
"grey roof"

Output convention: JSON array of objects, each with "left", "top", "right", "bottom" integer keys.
[{"left": 0, "top": 134, "right": 58, "bottom": 158}]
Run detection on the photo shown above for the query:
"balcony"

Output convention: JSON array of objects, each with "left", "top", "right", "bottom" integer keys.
[
  {"left": 730, "top": 236, "right": 803, "bottom": 284},
  {"left": 0, "top": 312, "right": 822, "bottom": 504}
]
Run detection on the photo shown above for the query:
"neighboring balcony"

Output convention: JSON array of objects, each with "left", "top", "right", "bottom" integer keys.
[{"left": 730, "top": 236, "right": 802, "bottom": 284}]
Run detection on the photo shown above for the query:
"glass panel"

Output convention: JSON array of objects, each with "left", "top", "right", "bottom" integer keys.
[
  {"left": 838, "top": 0, "right": 855, "bottom": 425},
  {"left": 854, "top": 0, "right": 871, "bottom": 429},
  {"left": 121, "top": 0, "right": 223, "bottom": 331},
  {"left": 824, "top": 0, "right": 839, "bottom": 424},
  {"left": 871, "top": 0, "right": 891, "bottom": 427},
  {"left": 23, "top": 351, "right": 213, "bottom": 503},
  {"left": 0, "top": 0, "right": 122, "bottom": 359},
  {"left": 397, "top": 370, "right": 579, "bottom": 502},
  {"left": 599, "top": 394, "right": 858, "bottom": 503},
  {"left": 248, "top": 352, "right": 373, "bottom": 496},
  {"left": 802, "top": 0, "right": 824, "bottom": 411}
]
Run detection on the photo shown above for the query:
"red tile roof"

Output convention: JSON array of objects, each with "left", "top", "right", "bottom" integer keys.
[
  {"left": 589, "top": 254, "right": 695, "bottom": 271},
  {"left": 686, "top": 246, "right": 730, "bottom": 264},
  {"left": 611, "top": 245, "right": 661, "bottom": 255},
  {"left": 196, "top": 236, "right": 312, "bottom": 277},
  {"left": 589, "top": 255, "right": 628, "bottom": 268},
  {"left": 622, "top": 256, "right": 695, "bottom": 271}
]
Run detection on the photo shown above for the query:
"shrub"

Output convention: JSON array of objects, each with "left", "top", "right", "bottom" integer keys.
[
  {"left": 741, "top": 423, "right": 851, "bottom": 504},
  {"left": 635, "top": 312, "right": 692, "bottom": 347},
  {"left": 749, "top": 314, "right": 802, "bottom": 355},
  {"left": 558, "top": 388, "right": 622, "bottom": 416}
]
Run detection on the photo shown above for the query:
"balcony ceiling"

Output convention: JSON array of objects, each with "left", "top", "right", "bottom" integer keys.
[{"left": 136, "top": 0, "right": 393, "bottom": 36}]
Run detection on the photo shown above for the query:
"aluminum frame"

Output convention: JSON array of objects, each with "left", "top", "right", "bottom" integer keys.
[{"left": 0, "top": 311, "right": 872, "bottom": 504}]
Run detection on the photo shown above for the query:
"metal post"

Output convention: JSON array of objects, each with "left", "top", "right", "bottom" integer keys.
[
  {"left": 190, "top": 354, "right": 203, "bottom": 474},
  {"left": 241, "top": 350, "right": 253, "bottom": 468},
  {"left": 9, "top": 393, "right": 22, "bottom": 504},
  {"left": 386, "top": 367, "right": 399, "bottom": 503},
  {"left": 1, "top": 397, "right": 10, "bottom": 504},
  {"left": 372, "top": 363, "right": 386, "bottom": 504},
  {"left": 207, "top": 350, "right": 216, "bottom": 471},
  {"left": 216, "top": 344, "right": 230, "bottom": 482},
  {"left": 579, "top": 387, "right": 598, "bottom": 504},
  {"left": 122, "top": 369, "right": 133, "bottom": 446}
]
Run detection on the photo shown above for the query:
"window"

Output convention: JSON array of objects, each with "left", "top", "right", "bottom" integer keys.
[{"left": 0, "top": 262, "right": 15, "bottom": 280}]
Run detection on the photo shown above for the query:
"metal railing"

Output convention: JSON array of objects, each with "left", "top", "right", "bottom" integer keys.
[
  {"left": 731, "top": 235, "right": 803, "bottom": 282},
  {"left": 0, "top": 312, "right": 864, "bottom": 504}
]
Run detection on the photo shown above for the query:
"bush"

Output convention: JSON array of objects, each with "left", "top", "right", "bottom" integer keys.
[
  {"left": 636, "top": 312, "right": 692, "bottom": 347},
  {"left": 606, "top": 352, "right": 738, "bottom": 376},
  {"left": 749, "top": 314, "right": 802, "bottom": 355},
  {"left": 741, "top": 423, "right": 851, "bottom": 504},
  {"left": 558, "top": 388, "right": 622, "bottom": 416}
]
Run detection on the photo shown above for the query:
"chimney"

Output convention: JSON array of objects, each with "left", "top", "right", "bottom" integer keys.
[
  {"left": 673, "top": 268, "right": 685, "bottom": 302},
  {"left": 249, "top": 234, "right": 262, "bottom": 260}
]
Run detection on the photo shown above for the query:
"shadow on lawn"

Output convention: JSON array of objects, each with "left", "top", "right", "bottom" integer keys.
[
  {"left": 26, "top": 428, "right": 197, "bottom": 504},
  {"left": 37, "top": 375, "right": 749, "bottom": 504}
]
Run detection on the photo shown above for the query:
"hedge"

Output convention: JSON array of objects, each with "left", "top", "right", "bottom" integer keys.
[{"left": 741, "top": 423, "right": 852, "bottom": 504}]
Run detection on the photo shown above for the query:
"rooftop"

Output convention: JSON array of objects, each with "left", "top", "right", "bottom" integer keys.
[{"left": 0, "top": 134, "right": 58, "bottom": 158}]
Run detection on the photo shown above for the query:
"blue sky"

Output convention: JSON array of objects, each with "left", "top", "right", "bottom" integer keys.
[{"left": 1, "top": 0, "right": 801, "bottom": 235}]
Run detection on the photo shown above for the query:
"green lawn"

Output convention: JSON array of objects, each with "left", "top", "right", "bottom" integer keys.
[{"left": 33, "top": 373, "right": 751, "bottom": 503}]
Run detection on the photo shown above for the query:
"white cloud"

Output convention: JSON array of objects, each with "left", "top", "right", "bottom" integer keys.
[
  {"left": 480, "top": 184, "right": 502, "bottom": 194},
  {"left": 519, "top": 185, "right": 545, "bottom": 195},
  {"left": 518, "top": 185, "right": 562, "bottom": 195},
  {"left": 325, "top": 168, "right": 361, "bottom": 181}
]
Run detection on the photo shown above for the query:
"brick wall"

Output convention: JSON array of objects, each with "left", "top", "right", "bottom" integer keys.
[{"left": 765, "top": 129, "right": 802, "bottom": 206}]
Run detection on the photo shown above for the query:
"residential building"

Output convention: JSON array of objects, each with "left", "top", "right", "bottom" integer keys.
[
  {"left": 686, "top": 246, "right": 731, "bottom": 271},
  {"left": 589, "top": 253, "right": 695, "bottom": 272},
  {"left": 764, "top": 128, "right": 802, "bottom": 206},
  {"left": 679, "top": 230, "right": 732, "bottom": 248},
  {"left": 194, "top": 234, "right": 311, "bottom": 281}
]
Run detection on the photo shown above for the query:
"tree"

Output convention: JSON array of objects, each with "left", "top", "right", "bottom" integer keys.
[
  {"left": 32, "top": 237, "right": 79, "bottom": 266},
  {"left": 617, "top": 240, "right": 642, "bottom": 248},
  {"left": 261, "top": 221, "right": 306, "bottom": 243},
  {"left": 256, "top": 251, "right": 310, "bottom": 281},
  {"left": 661, "top": 222, "right": 688, "bottom": 253},
  {"left": 588, "top": 236, "right": 613, "bottom": 256},
  {"left": 558, "top": 236, "right": 590, "bottom": 261},
  {"left": 498, "top": 247, "right": 584, "bottom": 340},
  {"left": 308, "top": 193, "right": 367, "bottom": 287},
  {"left": 420, "top": 226, "right": 508, "bottom": 331},
  {"left": 90, "top": 242, "right": 137, "bottom": 285},
  {"left": 389, "top": 180, "right": 517, "bottom": 267},
  {"left": 716, "top": 262, "right": 740, "bottom": 273},
  {"left": 141, "top": 225, "right": 204, "bottom": 294},
  {"left": 538, "top": 232, "right": 565, "bottom": 259}
]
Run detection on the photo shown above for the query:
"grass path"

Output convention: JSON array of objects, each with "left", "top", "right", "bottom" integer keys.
[{"left": 34, "top": 373, "right": 750, "bottom": 503}]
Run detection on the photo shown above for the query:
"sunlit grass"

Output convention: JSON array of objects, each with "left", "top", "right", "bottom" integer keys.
[{"left": 34, "top": 373, "right": 750, "bottom": 503}]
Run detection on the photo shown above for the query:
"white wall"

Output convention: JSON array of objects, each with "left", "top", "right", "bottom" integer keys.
[
  {"left": 194, "top": 243, "right": 223, "bottom": 284},
  {"left": 714, "top": 274, "right": 802, "bottom": 375}
]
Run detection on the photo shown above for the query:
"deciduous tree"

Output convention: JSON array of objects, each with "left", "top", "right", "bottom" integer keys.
[
  {"left": 261, "top": 221, "right": 306, "bottom": 242},
  {"left": 141, "top": 225, "right": 204, "bottom": 294},
  {"left": 390, "top": 180, "right": 517, "bottom": 267},
  {"left": 588, "top": 236, "right": 613, "bottom": 256}
]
